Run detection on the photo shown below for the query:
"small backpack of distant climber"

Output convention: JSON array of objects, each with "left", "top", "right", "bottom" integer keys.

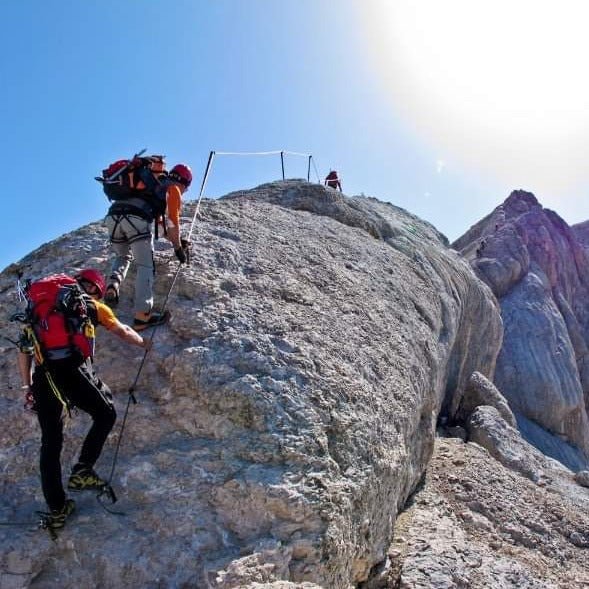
[
  {"left": 98, "top": 154, "right": 168, "bottom": 203},
  {"left": 25, "top": 274, "right": 96, "bottom": 362}
]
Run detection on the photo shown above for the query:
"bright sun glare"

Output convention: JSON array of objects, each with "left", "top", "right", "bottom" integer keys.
[{"left": 363, "top": 0, "right": 589, "bottom": 197}]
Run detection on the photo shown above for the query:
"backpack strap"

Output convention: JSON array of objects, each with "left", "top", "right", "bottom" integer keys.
[{"left": 86, "top": 298, "right": 99, "bottom": 327}]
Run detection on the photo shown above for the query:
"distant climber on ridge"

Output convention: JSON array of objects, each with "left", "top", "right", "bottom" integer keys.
[
  {"left": 324, "top": 169, "right": 342, "bottom": 192},
  {"left": 101, "top": 156, "right": 192, "bottom": 331}
]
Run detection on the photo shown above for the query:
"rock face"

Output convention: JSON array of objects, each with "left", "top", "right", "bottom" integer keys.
[
  {"left": 0, "top": 181, "right": 501, "bottom": 588},
  {"left": 454, "top": 190, "right": 589, "bottom": 470},
  {"left": 466, "top": 405, "right": 560, "bottom": 483},
  {"left": 388, "top": 433, "right": 589, "bottom": 589},
  {"left": 456, "top": 371, "right": 517, "bottom": 428},
  {"left": 574, "top": 470, "right": 589, "bottom": 488}
]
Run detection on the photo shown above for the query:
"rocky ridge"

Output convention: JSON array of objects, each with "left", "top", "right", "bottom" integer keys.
[
  {"left": 0, "top": 181, "right": 587, "bottom": 587},
  {"left": 0, "top": 181, "right": 502, "bottom": 588},
  {"left": 453, "top": 190, "right": 589, "bottom": 471}
]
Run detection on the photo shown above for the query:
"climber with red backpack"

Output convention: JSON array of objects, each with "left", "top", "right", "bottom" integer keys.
[
  {"left": 98, "top": 154, "right": 192, "bottom": 331},
  {"left": 15, "top": 269, "right": 151, "bottom": 531}
]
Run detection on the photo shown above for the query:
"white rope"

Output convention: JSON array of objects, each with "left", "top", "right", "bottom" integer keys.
[
  {"left": 214, "top": 150, "right": 312, "bottom": 157},
  {"left": 214, "top": 150, "right": 281, "bottom": 156}
]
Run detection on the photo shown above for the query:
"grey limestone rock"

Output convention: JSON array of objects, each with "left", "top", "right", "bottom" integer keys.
[
  {"left": 516, "top": 412, "right": 589, "bottom": 472},
  {"left": 388, "top": 436, "right": 589, "bottom": 588},
  {"left": 466, "top": 406, "right": 567, "bottom": 483},
  {"left": 0, "top": 181, "right": 501, "bottom": 587},
  {"left": 574, "top": 470, "right": 589, "bottom": 488},
  {"left": 455, "top": 371, "right": 516, "bottom": 427},
  {"left": 454, "top": 190, "right": 589, "bottom": 469}
]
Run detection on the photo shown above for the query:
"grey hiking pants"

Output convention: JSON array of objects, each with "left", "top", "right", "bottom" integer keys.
[{"left": 104, "top": 214, "right": 154, "bottom": 314}]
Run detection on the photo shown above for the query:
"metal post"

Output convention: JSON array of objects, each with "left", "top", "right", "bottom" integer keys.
[
  {"left": 280, "top": 151, "right": 285, "bottom": 180},
  {"left": 198, "top": 151, "right": 216, "bottom": 203},
  {"left": 307, "top": 155, "right": 312, "bottom": 181}
]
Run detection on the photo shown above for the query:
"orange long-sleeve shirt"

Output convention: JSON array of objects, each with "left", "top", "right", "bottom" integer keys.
[{"left": 165, "top": 183, "right": 182, "bottom": 228}]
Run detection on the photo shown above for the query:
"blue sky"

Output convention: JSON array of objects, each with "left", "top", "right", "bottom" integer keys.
[{"left": 3, "top": 0, "right": 589, "bottom": 271}]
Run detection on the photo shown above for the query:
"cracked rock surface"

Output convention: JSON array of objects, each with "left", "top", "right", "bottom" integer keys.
[
  {"left": 1, "top": 181, "right": 501, "bottom": 587},
  {"left": 387, "top": 435, "right": 589, "bottom": 589}
]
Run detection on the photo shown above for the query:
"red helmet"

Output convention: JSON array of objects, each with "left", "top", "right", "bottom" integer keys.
[
  {"left": 75, "top": 269, "right": 106, "bottom": 298},
  {"left": 169, "top": 163, "right": 192, "bottom": 187}
]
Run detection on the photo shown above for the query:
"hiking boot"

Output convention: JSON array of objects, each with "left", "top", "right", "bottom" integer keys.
[
  {"left": 132, "top": 310, "right": 170, "bottom": 332},
  {"left": 67, "top": 464, "right": 107, "bottom": 491},
  {"left": 104, "top": 282, "right": 120, "bottom": 307},
  {"left": 42, "top": 499, "right": 76, "bottom": 530}
]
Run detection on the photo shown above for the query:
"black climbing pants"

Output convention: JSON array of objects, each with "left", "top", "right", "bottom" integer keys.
[{"left": 32, "top": 360, "right": 116, "bottom": 511}]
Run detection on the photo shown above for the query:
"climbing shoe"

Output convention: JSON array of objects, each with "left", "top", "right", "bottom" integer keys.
[
  {"left": 40, "top": 498, "right": 76, "bottom": 530},
  {"left": 132, "top": 310, "right": 170, "bottom": 332},
  {"left": 67, "top": 464, "right": 107, "bottom": 491},
  {"left": 104, "top": 282, "right": 120, "bottom": 307}
]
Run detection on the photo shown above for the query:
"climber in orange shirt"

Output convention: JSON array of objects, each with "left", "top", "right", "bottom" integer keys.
[{"left": 104, "top": 163, "right": 193, "bottom": 331}]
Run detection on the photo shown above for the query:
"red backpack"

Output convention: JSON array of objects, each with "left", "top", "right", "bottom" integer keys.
[
  {"left": 98, "top": 155, "right": 168, "bottom": 203},
  {"left": 25, "top": 274, "right": 96, "bottom": 362}
]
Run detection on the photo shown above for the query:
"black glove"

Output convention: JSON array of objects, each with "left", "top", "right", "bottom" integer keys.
[
  {"left": 174, "top": 245, "right": 187, "bottom": 264},
  {"left": 180, "top": 238, "right": 191, "bottom": 265}
]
